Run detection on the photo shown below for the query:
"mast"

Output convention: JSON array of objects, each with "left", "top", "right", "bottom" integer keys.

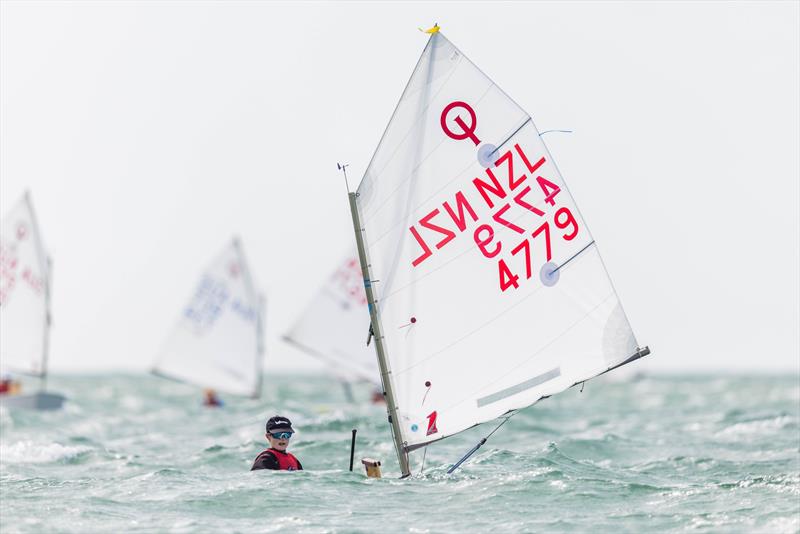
[
  {"left": 24, "top": 191, "right": 50, "bottom": 390},
  {"left": 235, "top": 236, "right": 264, "bottom": 400},
  {"left": 41, "top": 256, "right": 52, "bottom": 392},
  {"left": 254, "top": 293, "right": 266, "bottom": 399},
  {"left": 348, "top": 192, "right": 411, "bottom": 477}
]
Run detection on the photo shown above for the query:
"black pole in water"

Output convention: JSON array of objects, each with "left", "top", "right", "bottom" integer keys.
[{"left": 349, "top": 429, "right": 357, "bottom": 471}]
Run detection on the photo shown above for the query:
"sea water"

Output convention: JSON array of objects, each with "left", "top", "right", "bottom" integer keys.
[{"left": 1, "top": 374, "right": 798, "bottom": 533}]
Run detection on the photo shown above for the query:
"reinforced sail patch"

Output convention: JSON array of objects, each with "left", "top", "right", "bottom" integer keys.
[{"left": 476, "top": 367, "right": 561, "bottom": 408}]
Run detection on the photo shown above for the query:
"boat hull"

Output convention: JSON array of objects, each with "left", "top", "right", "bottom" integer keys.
[{"left": 0, "top": 392, "right": 66, "bottom": 410}]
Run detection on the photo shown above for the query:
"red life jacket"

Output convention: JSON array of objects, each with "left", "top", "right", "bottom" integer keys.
[{"left": 266, "top": 449, "right": 301, "bottom": 471}]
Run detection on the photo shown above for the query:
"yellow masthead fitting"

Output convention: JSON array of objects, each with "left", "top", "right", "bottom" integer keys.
[{"left": 420, "top": 23, "right": 440, "bottom": 34}]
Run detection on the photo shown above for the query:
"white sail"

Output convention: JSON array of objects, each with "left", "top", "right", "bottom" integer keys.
[
  {"left": 352, "top": 31, "right": 647, "bottom": 461},
  {"left": 283, "top": 253, "right": 378, "bottom": 385},
  {"left": 0, "top": 192, "right": 51, "bottom": 377},
  {"left": 152, "top": 237, "right": 264, "bottom": 397}
]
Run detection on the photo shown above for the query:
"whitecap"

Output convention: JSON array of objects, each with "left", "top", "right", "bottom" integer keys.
[
  {"left": 717, "top": 415, "right": 795, "bottom": 437},
  {"left": 0, "top": 440, "right": 92, "bottom": 464}
]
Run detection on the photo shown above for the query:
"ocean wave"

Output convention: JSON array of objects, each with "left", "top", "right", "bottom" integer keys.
[
  {"left": 2, "top": 373, "right": 798, "bottom": 533},
  {"left": 717, "top": 414, "right": 797, "bottom": 438},
  {"left": 0, "top": 440, "right": 92, "bottom": 464},
  {"left": 717, "top": 473, "right": 800, "bottom": 495}
]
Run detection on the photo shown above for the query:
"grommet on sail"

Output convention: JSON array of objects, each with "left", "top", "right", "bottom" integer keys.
[{"left": 347, "top": 28, "right": 650, "bottom": 477}]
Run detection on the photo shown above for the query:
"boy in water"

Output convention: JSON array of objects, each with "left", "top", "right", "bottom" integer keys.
[{"left": 251, "top": 416, "right": 303, "bottom": 471}]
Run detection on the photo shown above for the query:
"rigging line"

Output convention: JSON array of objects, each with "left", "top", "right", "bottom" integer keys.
[
  {"left": 447, "top": 412, "right": 516, "bottom": 474},
  {"left": 551, "top": 240, "right": 595, "bottom": 274},
  {"left": 488, "top": 117, "right": 532, "bottom": 157},
  {"left": 539, "top": 129, "right": 573, "bottom": 136}
]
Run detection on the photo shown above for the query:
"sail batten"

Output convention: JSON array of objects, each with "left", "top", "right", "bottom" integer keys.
[
  {"left": 152, "top": 238, "right": 263, "bottom": 398},
  {"left": 350, "top": 31, "right": 648, "bottom": 463}
]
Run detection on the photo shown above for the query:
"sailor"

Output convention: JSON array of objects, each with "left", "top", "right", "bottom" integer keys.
[
  {"left": 203, "top": 388, "right": 223, "bottom": 407},
  {"left": 370, "top": 388, "right": 385, "bottom": 404},
  {"left": 251, "top": 415, "right": 303, "bottom": 471},
  {"left": 0, "top": 374, "right": 21, "bottom": 396}
]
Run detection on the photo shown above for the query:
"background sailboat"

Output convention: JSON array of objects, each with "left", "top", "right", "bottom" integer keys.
[
  {"left": 0, "top": 191, "right": 66, "bottom": 410},
  {"left": 283, "top": 252, "right": 380, "bottom": 399},
  {"left": 152, "top": 237, "right": 265, "bottom": 399},
  {"left": 348, "top": 30, "right": 650, "bottom": 476}
]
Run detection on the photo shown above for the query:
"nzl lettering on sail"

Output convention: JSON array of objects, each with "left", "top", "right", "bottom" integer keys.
[{"left": 408, "top": 100, "right": 584, "bottom": 293}]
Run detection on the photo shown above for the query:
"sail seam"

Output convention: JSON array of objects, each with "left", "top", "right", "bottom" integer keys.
[
  {"left": 403, "top": 291, "right": 618, "bottom": 451},
  {"left": 362, "top": 78, "right": 494, "bottom": 224},
  {"left": 356, "top": 36, "right": 436, "bottom": 195},
  {"left": 392, "top": 246, "right": 598, "bottom": 376},
  {"left": 438, "top": 291, "right": 617, "bottom": 414},
  {"left": 370, "top": 54, "right": 466, "bottom": 184},
  {"left": 365, "top": 115, "right": 534, "bottom": 249}
]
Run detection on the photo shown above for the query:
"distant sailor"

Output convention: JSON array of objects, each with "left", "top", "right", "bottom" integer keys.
[
  {"left": 203, "top": 388, "right": 223, "bottom": 407},
  {"left": 371, "top": 388, "right": 385, "bottom": 404},
  {"left": 0, "top": 374, "right": 21, "bottom": 396},
  {"left": 251, "top": 416, "right": 303, "bottom": 471}
]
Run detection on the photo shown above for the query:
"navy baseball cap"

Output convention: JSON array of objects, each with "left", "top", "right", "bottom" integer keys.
[{"left": 266, "top": 415, "right": 295, "bottom": 433}]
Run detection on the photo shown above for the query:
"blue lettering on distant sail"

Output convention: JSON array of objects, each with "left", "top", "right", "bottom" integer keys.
[
  {"left": 183, "top": 276, "right": 230, "bottom": 331},
  {"left": 230, "top": 298, "right": 257, "bottom": 322}
]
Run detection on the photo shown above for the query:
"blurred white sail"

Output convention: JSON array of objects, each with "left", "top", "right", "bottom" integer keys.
[
  {"left": 152, "top": 237, "right": 264, "bottom": 398},
  {"left": 0, "top": 191, "right": 65, "bottom": 410},
  {"left": 0, "top": 192, "right": 51, "bottom": 377},
  {"left": 283, "top": 253, "right": 378, "bottom": 385},
  {"left": 349, "top": 30, "right": 648, "bottom": 473}
]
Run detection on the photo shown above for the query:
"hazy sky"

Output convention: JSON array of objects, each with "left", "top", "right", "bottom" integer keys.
[{"left": 1, "top": 1, "right": 798, "bottom": 374}]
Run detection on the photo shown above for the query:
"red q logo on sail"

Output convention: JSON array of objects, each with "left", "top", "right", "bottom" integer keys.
[
  {"left": 440, "top": 101, "right": 481, "bottom": 146},
  {"left": 228, "top": 262, "right": 240, "bottom": 278}
]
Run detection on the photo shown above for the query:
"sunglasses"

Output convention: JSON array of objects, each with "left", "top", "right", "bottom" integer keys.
[{"left": 269, "top": 431, "right": 293, "bottom": 440}]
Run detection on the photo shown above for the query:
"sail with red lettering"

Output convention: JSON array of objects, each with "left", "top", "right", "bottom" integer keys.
[
  {"left": 349, "top": 30, "right": 649, "bottom": 473},
  {"left": 283, "top": 253, "right": 378, "bottom": 385},
  {"left": 152, "top": 237, "right": 265, "bottom": 398},
  {"left": 0, "top": 192, "right": 51, "bottom": 377}
]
